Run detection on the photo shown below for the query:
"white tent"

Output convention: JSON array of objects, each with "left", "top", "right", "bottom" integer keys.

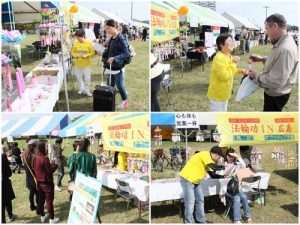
[
  {"left": 222, "top": 12, "right": 260, "bottom": 30},
  {"left": 91, "top": 8, "right": 128, "bottom": 24}
]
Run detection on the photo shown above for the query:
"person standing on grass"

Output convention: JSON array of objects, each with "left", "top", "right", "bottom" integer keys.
[
  {"left": 207, "top": 33, "right": 249, "bottom": 112},
  {"left": 2, "top": 149, "right": 17, "bottom": 223},
  {"left": 179, "top": 146, "right": 226, "bottom": 223},
  {"left": 23, "top": 139, "right": 39, "bottom": 213},
  {"left": 71, "top": 29, "right": 95, "bottom": 97},
  {"left": 12, "top": 142, "right": 23, "bottom": 174},
  {"left": 103, "top": 19, "right": 130, "bottom": 109},
  {"left": 248, "top": 14, "right": 298, "bottom": 111},
  {"left": 52, "top": 137, "right": 64, "bottom": 192},
  {"left": 33, "top": 140, "right": 59, "bottom": 223}
]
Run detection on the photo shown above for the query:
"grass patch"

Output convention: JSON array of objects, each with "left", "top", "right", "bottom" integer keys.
[
  {"left": 6, "top": 138, "right": 148, "bottom": 223},
  {"left": 157, "top": 44, "right": 298, "bottom": 112},
  {"left": 19, "top": 35, "right": 149, "bottom": 112},
  {"left": 151, "top": 141, "right": 298, "bottom": 223}
]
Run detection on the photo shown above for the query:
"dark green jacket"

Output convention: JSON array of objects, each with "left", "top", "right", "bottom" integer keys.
[{"left": 68, "top": 151, "right": 97, "bottom": 180}]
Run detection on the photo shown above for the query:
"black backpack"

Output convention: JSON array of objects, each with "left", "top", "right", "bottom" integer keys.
[{"left": 227, "top": 175, "right": 239, "bottom": 196}]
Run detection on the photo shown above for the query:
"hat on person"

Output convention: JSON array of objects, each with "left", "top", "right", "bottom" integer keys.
[
  {"left": 210, "top": 146, "right": 224, "bottom": 158},
  {"left": 150, "top": 53, "right": 165, "bottom": 79}
]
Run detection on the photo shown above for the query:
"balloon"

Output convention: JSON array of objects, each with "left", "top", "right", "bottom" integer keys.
[
  {"left": 69, "top": 5, "right": 79, "bottom": 14},
  {"left": 178, "top": 6, "right": 189, "bottom": 15},
  {"left": 51, "top": 130, "right": 59, "bottom": 136}
]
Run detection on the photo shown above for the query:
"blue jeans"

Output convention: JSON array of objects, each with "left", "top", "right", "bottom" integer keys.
[
  {"left": 108, "top": 70, "right": 128, "bottom": 101},
  {"left": 57, "top": 163, "right": 64, "bottom": 187},
  {"left": 180, "top": 177, "right": 206, "bottom": 223},
  {"left": 228, "top": 192, "right": 251, "bottom": 221}
]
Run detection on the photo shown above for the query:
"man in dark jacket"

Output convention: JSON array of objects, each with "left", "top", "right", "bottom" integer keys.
[
  {"left": 52, "top": 137, "right": 64, "bottom": 191},
  {"left": 12, "top": 142, "right": 22, "bottom": 174}
]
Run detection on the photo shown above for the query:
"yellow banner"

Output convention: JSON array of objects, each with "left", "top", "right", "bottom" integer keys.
[
  {"left": 151, "top": 3, "right": 179, "bottom": 43},
  {"left": 217, "top": 113, "right": 298, "bottom": 147},
  {"left": 102, "top": 113, "right": 150, "bottom": 154}
]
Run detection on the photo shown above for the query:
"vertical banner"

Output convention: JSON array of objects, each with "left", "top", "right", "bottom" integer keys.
[
  {"left": 175, "top": 112, "right": 199, "bottom": 129},
  {"left": 151, "top": 2, "right": 179, "bottom": 43},
  {"left": 217, "top": 113, "right": 298, "bottom": 147},
  {"left": 68, "top": 172, "right": 102, "bottom": 224},
  {"left": 102, "top": 113, "right": 150, "bottom": 154}
]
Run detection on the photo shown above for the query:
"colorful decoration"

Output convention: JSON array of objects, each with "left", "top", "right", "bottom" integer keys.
[
  {"left": 178, "top": 6, "right": 189, "bottom": 15},
  {"left": 69, "top": 5, "right": 79, "bottom": 14},
  {"left": 51, "top": 130, "right": 59, "bottom": 136},
  {"left": 2, "top": 30, "right": 26, "bottom": 43}
]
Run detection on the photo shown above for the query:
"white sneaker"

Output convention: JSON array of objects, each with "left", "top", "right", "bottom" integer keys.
[
  {"left": 234, "top": 220, "right": 242, "bottom": 224},
  {"left": 85, "top": 91, "right": 92, "bottom": 97},
  {"left": 78, "top": 90, "right": 83, "bottom": 94},
  {"left": 55, "top": 185, "right": 62, "bottom": 192},
  {"left": 49, "top": 217, "right": 59, "bottom": 224},
  {"left": 7, "top": 214, "right": 17, "bottom": 222},
  {"left": 41, "top": 214, "right": 48, "bottom": 223}
]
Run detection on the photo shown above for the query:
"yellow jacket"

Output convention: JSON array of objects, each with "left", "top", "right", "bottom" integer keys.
[
  {"left": 179, "top": 151, "right": 214, "bottom": 184},
  {"left": 71, "top": 39, "right": 95, "bottom": 68},
  {"left": 117, "top": 152, "right": 129, "bottom": 171},
  {"left": 207, "top": 52, "right": 240, "bottom": 101}
]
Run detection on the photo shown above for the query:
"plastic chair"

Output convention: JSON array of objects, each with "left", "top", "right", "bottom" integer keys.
[{"left": 114, "top": 178, "right": 135, "bottom": 213}]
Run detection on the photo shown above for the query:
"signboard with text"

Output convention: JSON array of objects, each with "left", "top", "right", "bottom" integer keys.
[
  {"left": 151, "top": 2, "right": 179, "bottom": 43},
  {"left": 67, "top": 172, "right": 102, "bottom": 224},
  {"left": 217, "top": 113, "right": 298, "bottom": 147},
  {"left": 175, "top": 113, "right": 199, "bottom": 129}
]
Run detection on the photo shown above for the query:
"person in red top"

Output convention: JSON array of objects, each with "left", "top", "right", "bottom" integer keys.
[{"left": 32, "top": 140, "right": 59, "bottom": 224}]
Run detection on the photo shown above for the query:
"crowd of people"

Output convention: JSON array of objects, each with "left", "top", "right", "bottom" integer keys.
[{"left": 1, "top": 137, "right": 97, "bottom": 223}]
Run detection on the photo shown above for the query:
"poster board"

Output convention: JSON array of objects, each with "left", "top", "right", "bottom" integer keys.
[{"left": 67, "top": 172, "right": 102, "bottom": 224}]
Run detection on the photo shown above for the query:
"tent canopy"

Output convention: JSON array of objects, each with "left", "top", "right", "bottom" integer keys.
[
  {"left": 2, "top": 114, "right": 70, "bottom": 137},
  {"left": 165, "top": 1, "right": 234, "bottom": 29},
  {"left": 62, "top": 2, "right": 104, "bottom": 23},
  {"left": 91, "top": 8, "right": 128, "bottom": 24},
  {"left": 151, "top": 113, "right": 175, "bottom": 125},
  {"left": 222, "top": 12, "right": 260, "bottom": 30}
]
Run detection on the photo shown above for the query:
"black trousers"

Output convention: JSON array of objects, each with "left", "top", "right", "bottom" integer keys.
[
  {"left": 29, "top": 186, "right": 39, "bottom": 209},
  {"left": 263, "top": 92, "right": 290, "bottom": 112},
  {"left": 2, "top": 199, "right": 13, "bottom": 223},
  {"left": 151, "top": 74, "right": 163, "bottom": 112}
]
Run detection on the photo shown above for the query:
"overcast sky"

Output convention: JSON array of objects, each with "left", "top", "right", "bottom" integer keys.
[
  {"left": 216, "top": 1, "right": 299, "bottom": 28},
  {"left": 78, "top": 1, "right": 150, "bottom": 21}
]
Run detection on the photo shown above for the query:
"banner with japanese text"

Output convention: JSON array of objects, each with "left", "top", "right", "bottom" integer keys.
[
  {"left": 67, "top": 172, "right": 102, "bottom": 224},
  {"left": 217, "top": 113, "right": 298, "bottom": 147},
  {"left": 151, "top": 2, "right": 179, "bottom": 43},
  {"left": 102, "top": 113, "right": 150, "bottom": 154}
]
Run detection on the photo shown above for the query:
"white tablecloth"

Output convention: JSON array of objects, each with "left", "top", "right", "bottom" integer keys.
[
  {"left": 97, "top": 169, "right": 149, "bottom": 202},
  {"left": 8, "top": 56, "right": 67, "bottom": 112},
  {"left": 150, "top": 172, "right": 270, "bottom": 203}
]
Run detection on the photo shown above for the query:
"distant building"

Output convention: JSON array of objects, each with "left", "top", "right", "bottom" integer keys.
[{"left": 192, "top": 1, "right": 216, "bottom": 11}]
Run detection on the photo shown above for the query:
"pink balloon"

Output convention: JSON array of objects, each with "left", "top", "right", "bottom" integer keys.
[{"left": 51, "top": 130, "right": 59, "bottom": 136}]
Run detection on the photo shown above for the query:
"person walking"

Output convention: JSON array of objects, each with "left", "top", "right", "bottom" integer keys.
[
  {"left": 12, "top": 142, "right": 23, "bottom": 174},
  {"left": 52, "top": 137, "right": 64, "bottom": 191},
  {"left": 249, "top": 14, "right": 298, "bottom": 111}
]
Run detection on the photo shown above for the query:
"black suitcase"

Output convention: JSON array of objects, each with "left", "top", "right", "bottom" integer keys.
[{"left": 93, "top": 64, "right": 115, "bottom": 111}]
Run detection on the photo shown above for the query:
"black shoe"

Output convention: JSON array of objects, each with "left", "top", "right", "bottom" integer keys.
[{"left": 30, "top": 205, "right": 36, "bottom": 211}]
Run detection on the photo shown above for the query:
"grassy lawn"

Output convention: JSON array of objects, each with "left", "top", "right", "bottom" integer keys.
[
  {"left": 6, "top": 138, "right": 149, "bottom": 223},
  {"left": 151, "top": 141, "right": 298, "bottom": 223},
  {"left": 157, "top": 44, "right": 298, "bottom": 112},
  {"left": 19, "top": 34, "right": 149, "bottom": 112}
]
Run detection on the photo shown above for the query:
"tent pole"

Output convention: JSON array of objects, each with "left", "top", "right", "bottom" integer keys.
[
  {"left": 59, "top": 4, "right": 70, "bottom": 112},
  {"left": 185, "top": 128, "right": 188, "bottom": 159}
]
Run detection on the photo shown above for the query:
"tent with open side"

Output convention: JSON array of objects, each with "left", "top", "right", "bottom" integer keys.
[
  {"left": 222, "top": 12, "right": 260, "bottom": 30},
  {"left": 91, "top": 8, "right": 128, "bottom": 24},
  {"left": 2, "top": 114, "right": 70, "bottom": 137}
]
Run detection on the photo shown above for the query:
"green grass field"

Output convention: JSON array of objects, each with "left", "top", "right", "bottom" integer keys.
[
  {"left": 19, "top": 35, "right": 149, "bottom": 112},
  {"left": 157, "top": 44, "right": 298, "bottom": 112},
  {"left": 151, "top": 141, "right": 298, "bottom": 223},
  {"left": 5, "top": 138, "right": 149, "bottom": 223}
]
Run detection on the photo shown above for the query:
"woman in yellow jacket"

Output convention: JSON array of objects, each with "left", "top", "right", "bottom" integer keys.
[{"left": 207, "top": 33, "right": 248, "bottom": 111}]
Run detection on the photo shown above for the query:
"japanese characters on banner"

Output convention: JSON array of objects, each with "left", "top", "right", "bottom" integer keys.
[
  {"left": 67, "top": 172, "right": 102, "bottom": 224},
  {"left": 175, "top": 113, "right": 199, "bottom": 129},
  {"left": 217, "top": 113, "right": 298, "bottom": 147},
  {"left": 102, "top": 113, "right": 150, "bottom": 154},
  {"left": 151, "top": 2, "right": 179, "bottom": 43}
]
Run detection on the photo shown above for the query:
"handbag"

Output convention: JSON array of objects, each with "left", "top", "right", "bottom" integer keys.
[
  {"left": 227, "top": 175, "right": 239, "bottom": 196},
  {"left": 235, "top": 76, "right": 259, "bottom": 101}
]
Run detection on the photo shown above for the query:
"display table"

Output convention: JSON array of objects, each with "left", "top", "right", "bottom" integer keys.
[
  {"left": 6, "top": 55, "right": 68, "bottom": 112},
  {"left": 97, "top": 169, "right": 149, "bottom": 202},
  {"left": 151, "top": 172, "right": 270, "bottom": 203}
]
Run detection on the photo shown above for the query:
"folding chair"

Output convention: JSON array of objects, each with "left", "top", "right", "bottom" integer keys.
[
  {"left": 160, "top": 68, "right": 177, "bottom": 106},
  {"left": 114, "top": 178, "right": 135, "bottom": 214},
  {"left": 175, "top": 48, "right": 190, "bottom": 77},
  {"left": 241, "top": 175, "right": 264, "bottom": 207}
]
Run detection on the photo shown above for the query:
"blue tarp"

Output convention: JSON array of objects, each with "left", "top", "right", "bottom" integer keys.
[{"left": 151, "top": 113, "right": 175, "bottom": 125}]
